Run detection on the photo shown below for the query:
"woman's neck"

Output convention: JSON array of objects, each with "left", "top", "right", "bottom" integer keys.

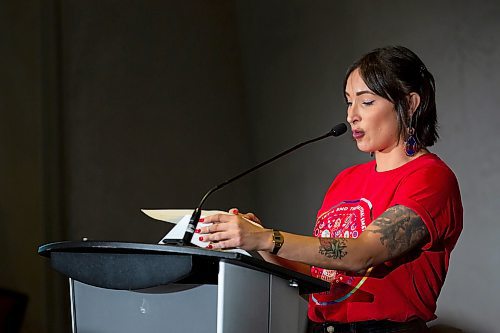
[{"left": 374, "top": 146, "right": 429, "bottom": 172}]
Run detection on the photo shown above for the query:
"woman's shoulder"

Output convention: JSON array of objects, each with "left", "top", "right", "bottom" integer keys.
[
  {"left": 404, "top": 153, "right": 460, "bottom": 189},
  {"left": 410, "top": 153, "right": 456, "bottom": 176}
]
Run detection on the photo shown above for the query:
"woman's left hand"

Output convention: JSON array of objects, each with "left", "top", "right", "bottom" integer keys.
[{"left": 196, "top": 208, "right": 273, "bottom": 251}]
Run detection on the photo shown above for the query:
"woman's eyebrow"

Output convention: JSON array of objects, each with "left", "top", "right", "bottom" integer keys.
[{"left": 345, "top": 90, "right": 376, "bottom": 97}]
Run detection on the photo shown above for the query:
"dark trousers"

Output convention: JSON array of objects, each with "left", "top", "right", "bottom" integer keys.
[{"left": 308, "top": 319, "right": 430, "bottom": 333}]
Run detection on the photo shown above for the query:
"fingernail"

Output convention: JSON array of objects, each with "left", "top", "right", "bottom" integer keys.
[
  {"left": 206, "top": 244, "right": 213, "bottom": 249},
  {"left": 198, "top": 236, "right": 204, "bottom": 241},
  {"left": 232, "top": 209, "right": 239, "bottom": 215},
  {"left": 198, "top": 218, "right": 205, "bottom": 222},
  {"left": 195, "top": 228, "right": 201, "bottom": 233}
]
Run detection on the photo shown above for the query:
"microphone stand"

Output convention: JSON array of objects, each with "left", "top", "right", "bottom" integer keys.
[{"left": 178, "top": 123, "right": 348, "bottom": 246}]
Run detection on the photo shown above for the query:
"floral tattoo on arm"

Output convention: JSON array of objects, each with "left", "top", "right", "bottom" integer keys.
[
  {"left": 367, "top": 205, "right": 429, "bottom": 257},
  {"left": 319, "top": 238, "right": 348, "bottom": 259}
]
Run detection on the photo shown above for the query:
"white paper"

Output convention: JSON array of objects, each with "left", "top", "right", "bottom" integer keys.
[
  {"left": 141, "top": 209, "right": 254, "bottom": 256},
  {"left": 141, "top": 209, "right": 225, "bottom": 224}
]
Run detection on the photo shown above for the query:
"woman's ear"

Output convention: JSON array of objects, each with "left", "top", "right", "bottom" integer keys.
[{"left": 408, "top": 92, "right": 421, "bottom": 116}]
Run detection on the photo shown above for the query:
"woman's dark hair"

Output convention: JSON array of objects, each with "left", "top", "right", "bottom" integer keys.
[{"left": 343, "top": 45, "right": 438, "bottom": 148}]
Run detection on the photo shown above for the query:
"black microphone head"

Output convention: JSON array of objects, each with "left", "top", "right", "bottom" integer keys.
[{"left": 331, "top": 123, "right": 348, "bottom": 137}]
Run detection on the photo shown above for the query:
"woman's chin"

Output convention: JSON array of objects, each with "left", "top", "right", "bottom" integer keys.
[{"left": 356, "top": 143, "right": 373, "bottom": 153}]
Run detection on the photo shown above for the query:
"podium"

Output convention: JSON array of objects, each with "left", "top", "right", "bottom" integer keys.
[{"left": 38, "top": 241, "right": 329, "bottom": 333}]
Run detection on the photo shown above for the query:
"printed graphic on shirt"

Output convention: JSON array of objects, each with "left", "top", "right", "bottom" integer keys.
[{"left": 311, "top": 198, "right": 373, "bottom": 305}]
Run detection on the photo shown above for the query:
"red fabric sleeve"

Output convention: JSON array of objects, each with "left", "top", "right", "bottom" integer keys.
[{"left": 390, "top": 164, "right": 462, "bottom": 251}]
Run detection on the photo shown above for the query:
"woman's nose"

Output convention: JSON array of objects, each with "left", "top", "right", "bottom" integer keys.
[{"left": 346, "top": 104, "right": 360, "bottom": 125}]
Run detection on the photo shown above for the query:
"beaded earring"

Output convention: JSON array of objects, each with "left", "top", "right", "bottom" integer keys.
[
  {"left": 405, "top": 115, "right": 418, "bottom": 157},
  {"left": 405, "top": 128, "right": 418, "bottom": 157}
]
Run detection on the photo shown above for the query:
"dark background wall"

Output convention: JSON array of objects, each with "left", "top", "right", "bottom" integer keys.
[
  {"left": 59, "top": 0, "right": 256, "bottom": 242},
  {"left": 1, "top": 1, "right": 499, "bottom": 332}
]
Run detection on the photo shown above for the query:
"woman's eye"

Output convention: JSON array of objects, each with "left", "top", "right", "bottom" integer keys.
[
  {"left": 346, "top": 101, "right": 353, "bottom": 107},
  {"left": 362, "top": 100, "right": 375, "bottom": 106}
]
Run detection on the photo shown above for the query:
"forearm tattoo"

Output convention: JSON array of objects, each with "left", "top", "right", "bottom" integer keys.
[
  {"left": 319, "top": 238, "right": 348, "bottom": 259},
  {"left": 368, "top": 205, "right": 429, "bottom": 257}
]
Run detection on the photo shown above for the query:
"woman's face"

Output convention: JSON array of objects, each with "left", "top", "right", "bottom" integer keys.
[{"left": 345, "top": 68, "right": 401, "bottom": 154}]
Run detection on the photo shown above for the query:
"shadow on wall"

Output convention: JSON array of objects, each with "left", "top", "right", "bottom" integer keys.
[{"left": 429, "top": 324, "right": 465, "bottom": 333}]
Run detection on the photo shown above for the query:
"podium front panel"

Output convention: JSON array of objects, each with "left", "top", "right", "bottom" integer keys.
[
  {"left": 217, "top": 261, "right": 270, "bottom": 333},
  {"left": 71, "top": 280, "right": 217, "bottom": 333}
]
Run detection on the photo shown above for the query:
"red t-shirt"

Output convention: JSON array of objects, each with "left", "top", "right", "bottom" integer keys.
[{"left": 308, "top": 153, "right": 463, "bottom": 323}]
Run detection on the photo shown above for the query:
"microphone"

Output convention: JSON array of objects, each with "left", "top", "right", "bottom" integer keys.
[{"left": 179, "top": 122, "right": 348, "bottom": 245}]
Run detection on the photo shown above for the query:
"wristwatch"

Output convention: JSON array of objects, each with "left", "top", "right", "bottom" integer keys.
[{"left": 271, "top": 229, "right": 284, "bottom": 255}]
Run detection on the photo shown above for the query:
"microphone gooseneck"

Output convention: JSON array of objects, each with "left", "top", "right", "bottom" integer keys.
[{"left": 181, "top": 122, "right": 348, "bottom": 245}]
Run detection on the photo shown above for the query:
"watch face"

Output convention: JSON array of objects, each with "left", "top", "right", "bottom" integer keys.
[{"left": 272, "top": 230, "right": 283, "bottom": 254}]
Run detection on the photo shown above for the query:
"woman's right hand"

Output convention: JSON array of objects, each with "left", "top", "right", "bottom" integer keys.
[{"left": 197, "top": 208, "right": 273, "bottom": 252}]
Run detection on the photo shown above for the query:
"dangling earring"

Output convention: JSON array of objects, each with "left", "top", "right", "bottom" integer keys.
[{"left": 405, "top": 116, "right": 418, "bottom": 157}]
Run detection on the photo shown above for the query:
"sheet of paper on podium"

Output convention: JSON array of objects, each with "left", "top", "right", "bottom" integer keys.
[{"left": 141, "top": 209, "right": 254, "bottom": 257}]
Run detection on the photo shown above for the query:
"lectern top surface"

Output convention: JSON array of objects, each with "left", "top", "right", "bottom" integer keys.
[
  {"left": 38, "top": 240, "right": 241, "bottom": 259},
  {"left": 38, "top": 241, "right": 330, "bottom": 294}
]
